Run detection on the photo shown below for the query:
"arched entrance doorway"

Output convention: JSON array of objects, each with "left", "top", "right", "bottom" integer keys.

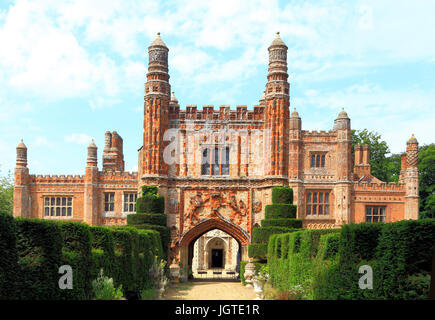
[{"left": 178, "top": 218, "right": 250, "bottom": 278}]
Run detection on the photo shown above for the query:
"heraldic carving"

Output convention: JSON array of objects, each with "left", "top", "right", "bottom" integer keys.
[{"left": 185, "top": 191, "right": 248, "bottom": 227}]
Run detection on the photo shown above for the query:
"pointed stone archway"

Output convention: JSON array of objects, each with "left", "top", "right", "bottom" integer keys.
[{"left": 178, "top": 218, "right": 250, "bottom": 270}]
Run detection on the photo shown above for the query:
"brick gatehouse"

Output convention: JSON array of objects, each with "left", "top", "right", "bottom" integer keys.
[{"left": 13, "top": 33, "right": 419, "bottom": 267}]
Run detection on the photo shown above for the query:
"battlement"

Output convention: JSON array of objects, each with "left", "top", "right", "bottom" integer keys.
[
  {"left": 30, "top": 174, "right": 85, "bottom": 183},
  {"left": 99, "top": 171, "right": 138, "bottom": 180},
  {"left": 354, "top": 181, "right": 406, "bottom": 192},
  {"left": 170, "top": 104, "right": 265, "bottom": 122},
  {"left": 302, "top": 130, "right": 336, "bottom": 137}
]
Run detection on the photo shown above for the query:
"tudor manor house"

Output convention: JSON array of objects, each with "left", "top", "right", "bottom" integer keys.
[{"left": 13, "top": 33, "right": 419, "bottom": 264}]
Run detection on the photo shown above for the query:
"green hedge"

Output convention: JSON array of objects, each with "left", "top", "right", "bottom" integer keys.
[
  {"left": 252, "top": 226, "right": 298, "bottom": 244},
  {"left": 248, "top": 244, "right": 268, "bottom": 260},
  {"left": 268, "top": 220, "right": 435, "bottom": 300},
  {"left": 131, "top": 185, "right": 168, "bottom": 257},
  {"left": 0, "top": 215, "right": 164, "bottom": 300},
  {"left": 375, "top": 219, "right": 435, "bottom": 300},
  {"left": 14, "top": 218, "right": 63, "bottom": 300},
  {"left": 90, "top": 226, "right": 116, "bottom": 282},
  {"left": 268, "top": 229, "right": 340, "bottom": 297},
  {"left": 111, "top": 228, "right": 136, "bottom": 292},
  {"left": 141, "top": 185, "right": 158, "bottom": 196},
  {"left": 272, "top": 187, "right": 293, "bottom": 204},
  {"left": 136, "top": 194, "right": 165, "bottom": 214},
  {"left": 261, "top": 218, "right": 302, "bottom": 228},
  {"left": 249, "top": 187, "right": 301, "bottom": 260},
  {"left": 57, "top": 221, "right": 92, "bottom": 300},
  {"left": 127, "top": 213, "right": 166, "bottom": 226},
  {"left": 311, "top": 232, "right": 341, "bottom": 299},
  {"left": 264, "top": 204, "right": 297, "bottom": 219},
  {"left": 133, "top": 224, "right": 168, "bottom": 257},
  {"left": 0, "top": 211, "right": 18, "bottom": 299}
]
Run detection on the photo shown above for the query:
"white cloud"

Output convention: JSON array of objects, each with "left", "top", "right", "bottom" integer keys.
[
  {"left": 33, "top": 135, "right": 54, "bottom": 148},
  {"left": 65, "top": 133, "right": 93, "bottom": 145}
]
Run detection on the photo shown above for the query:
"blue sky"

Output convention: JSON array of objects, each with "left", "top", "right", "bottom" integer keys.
[{"left": 0, "top": 0, "right": 434, "bottom": 176}]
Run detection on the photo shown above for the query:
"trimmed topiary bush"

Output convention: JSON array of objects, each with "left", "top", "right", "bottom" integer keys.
[
  {"left": 248, "top": 187, "right": 302, "bottom": 260},
  {"left": 252, "top": 226, "right": 298, "bottom": 244},
  {"left": 272, "top": 187, "right": 293, "bottom": 204},
  {"left": 141, "top": 185, "right": 158, "bottom": 196},
  {"left": 136, "top": 194, "right": 165, "bottom": 214},
  {"left": 130, "top": 185, "right": 168, "bottom": 257},
  {"left": 248, "top": 243, "right": 268, "bottom": 260},
  {"left": 264, "top": 204, "right": 296, "bottom": 219},
  {"left": 133, "top": 224, "right": 168, "bottom": 257},
  {"left": 127, "top": 213, "right": 166, "bottom": 226},
  {"left": 261, "top": 218, "right": 302, "bottom": 228}
]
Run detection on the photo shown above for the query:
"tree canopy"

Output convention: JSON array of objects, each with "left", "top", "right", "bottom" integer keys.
[
  {"left": 418, "top": 144, "right": 435, "bottom": 219},
  {"left": 0, "top": 169, "right": 13, "bottom": 215},
  {"left": 351, "top": 129, "right": 400, "bottom": 182}
]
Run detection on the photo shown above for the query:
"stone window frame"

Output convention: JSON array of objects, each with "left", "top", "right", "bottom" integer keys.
[
  {"left": 201, "top": 146, "right": 230, "bottom": 176},
  {"left": 306, "top": 190, "right": 331, "bottom": 217},
  {"left": 310, "top": 152, "right": 327, "bottom": 168},
  {"left": 43, "top": 196, "right": 73, "bottom": 218},
  {"left": 365, "top": 206, "right": 386, "bottom": 223},
  {"left": 123, "top": 192, "right": 138, "bottom": 213},
  {"left": 104, "top": 192, "right": 115, "bottom": 212}
]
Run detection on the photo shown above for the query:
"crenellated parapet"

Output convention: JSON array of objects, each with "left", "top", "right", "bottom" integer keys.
[
  {"left": 99, "top": 171, "right": 138, "bottom": 181},
  {"left": 302, "top": 130, "right": 338, "bottom": 143},
  {"left": 354, "top": 181, "right": 406, "bottom": 192},
  {"left": 173, "top": 105, "right": 265, "bottom": 122},
  {"left": 29, "top": 174, "right": 85, "bottom": 184}
]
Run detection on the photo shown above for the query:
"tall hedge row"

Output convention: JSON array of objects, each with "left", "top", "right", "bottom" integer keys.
[
  {"left": 248, "top": 187, "right": 302, "bottom": 260},
  {"left": 267, "top": 229, "right": 339, "bottom": 297},
  {"left": 267, "top": 219, "right": 435, "bottom": 300},
  {"left": 0, "top": 211, "right": 18, "bottom": 299},
  {"left": 0, "top": 212, "right": 163, "bottom": 300}
]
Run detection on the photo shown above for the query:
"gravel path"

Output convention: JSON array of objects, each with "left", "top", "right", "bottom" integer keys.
[{"left": 164, "top": 281, "right": 257, "bottom": 300}]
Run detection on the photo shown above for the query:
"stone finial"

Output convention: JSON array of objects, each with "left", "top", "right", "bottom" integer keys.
[
  {"left": 17, "top": 139, "right": 26, "bottom": 149},
  {"left": 407, "top": 134, "right": 418, "bottom": 144},
  {"left": 269, "top": 31, "right": 287, "bottom": 48},
  {"left": 291, "top": 108, "right": 300, "bottom": 118},
  {"left": 88, "top": 139, "right": 97, "bottom": 149},
  {"left": 337, "top": 108, "right": 349, "bottom": 119},
  {"left": 171, "top": 91, "right": 178, "bottom": 103},
  {"left": 150, "top": 32, "right": 167, "bottom": 48},
  {"left": 87, "top": 139, "right": 97, "bottom": 166}
]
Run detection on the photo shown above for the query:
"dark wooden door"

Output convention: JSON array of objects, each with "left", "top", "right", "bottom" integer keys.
[{"left": 211, "top": 249, "right": 223, "bottom": 268}]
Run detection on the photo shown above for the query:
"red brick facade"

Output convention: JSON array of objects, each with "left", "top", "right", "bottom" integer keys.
[{"left": 13, "top": 33, "right": 419, "bottom": 265}]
